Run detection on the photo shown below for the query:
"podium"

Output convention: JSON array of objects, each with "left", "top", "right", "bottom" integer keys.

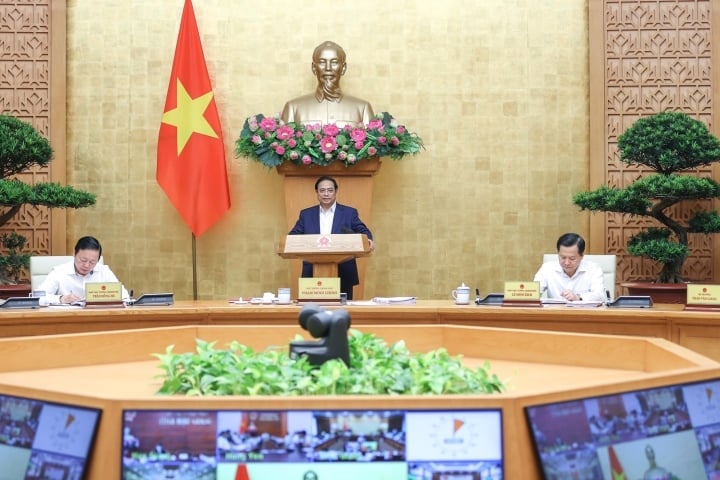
[{"left": 277, "top": 233, "right": 372, "bottom": 278}]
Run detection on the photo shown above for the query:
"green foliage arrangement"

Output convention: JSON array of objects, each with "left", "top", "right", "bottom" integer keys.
[
  {"left": 235, "top": 112, "right": 424, "bottom": 168},
  {"left": 573, "top": 111, "right": 720, "bottom": 283},
  {"left": 0, "top": 233, "right": 29, "bottom": 284},
  {"left": 154, "top": 330, "right": 505, "bottom": 396},
  {"left": 0, "top": 115, "right": 96, "bottom": 283}
]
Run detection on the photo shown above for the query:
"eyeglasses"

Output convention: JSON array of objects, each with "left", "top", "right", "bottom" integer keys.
[
  {"left": 318, "top": 188, "right": 335, "bottom": 194},
  {"left": 76, "top": 257, "right": 98, "bottom": 266}
]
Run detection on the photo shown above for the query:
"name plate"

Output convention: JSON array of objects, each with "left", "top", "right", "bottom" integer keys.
[
  {"left": 503, "top": 281, "right": 541, "bottom": 301},
  {"left": 298, "top": 277, "right": 340, "bottom": 302},
  {"left": 687, "top": 284, "right": 720, "bottom": 306},
  {"left": 502, "top": 281, "right": 541, "bottom": 307},
  {"left": 85, "top": 282, "right": 124, "bottom": 307}
]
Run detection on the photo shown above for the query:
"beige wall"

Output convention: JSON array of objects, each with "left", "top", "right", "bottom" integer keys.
[{"left": 65, "top": 0, "right": 589, "bottom": 300}]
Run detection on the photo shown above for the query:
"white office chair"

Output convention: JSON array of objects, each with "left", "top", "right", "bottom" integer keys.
[
  {"left": 542, "top": 253, "right": 617, "bottom": 301},
  {"left": 30, "top": 255, "right": 104, "bottom": 291}
]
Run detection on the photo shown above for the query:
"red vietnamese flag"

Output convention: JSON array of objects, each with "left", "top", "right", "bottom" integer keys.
[
  {"left": 157, "top": 0, "right": 230, "bottom": 237},
  {"left": 608, "top": 445, "right": 627, "bottom": 480}
]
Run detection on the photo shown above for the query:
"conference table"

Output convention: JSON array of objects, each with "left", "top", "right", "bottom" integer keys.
[{"left": 1, "top": 300, "right": 719, "bottom": 361}]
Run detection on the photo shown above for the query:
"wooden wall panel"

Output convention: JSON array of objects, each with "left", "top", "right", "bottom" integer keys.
[
  {"left": 590, "top": 0, "right": 717, "bottom": 287},
  {"left": 0, "top": 0, "right": 65, "bottom": 261}
]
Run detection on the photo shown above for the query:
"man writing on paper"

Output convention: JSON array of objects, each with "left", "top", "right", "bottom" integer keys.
[
  {"left": 289, "top": 176, "right": 374, "bottom": 300},
  {"left": 533, "top": 233, "right": 606, "bottom": 302},
  {"left": 37, "top": 236, "right": 129, "bottom": 305}
]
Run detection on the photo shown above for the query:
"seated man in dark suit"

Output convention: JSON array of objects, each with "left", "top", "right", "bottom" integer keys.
[{"left": 289, "top": 176, "right": 374, "bottom": 299}]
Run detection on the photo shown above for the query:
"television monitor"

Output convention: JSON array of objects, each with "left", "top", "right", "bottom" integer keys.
[
  {"left": 0, "top": 393, "right": 101, "bottom": 480},
  {"left": 524, "top": 377, "right": 720, "bottom": 480},
  {"left": 121, "top": 408, "right": 504, "bottom": 479}
]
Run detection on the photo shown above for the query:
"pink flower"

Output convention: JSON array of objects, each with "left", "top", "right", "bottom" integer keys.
[
  {"left": 323, "top": 124, "right": 340, "bottom": 136},
  {"left": 354, "top": 141, "right": 364, "bottom": 150},
  {"left": 367, "top": 119, "right": 383, "bottom": 130},
  {"left": 276, "top": 125, "right": 294, "bottom": 140},
  {"left": 350, "top": 128, "right": 367, "bottom": 142},
  {"left": 337, "top": 151, "right": 347, "bottom": 161},
  {"left": 396, "top": 126, "right": 406, "bottom": 134},
  {"left": 391, "top": 136, "right": 399, "bottom": 146},
  {"left": 287, "top": 138, "right": 297, "bottom": 148},
  {"left": 259, "top": 117, "right": 277, "bottom": 132},
  {"left": 320, "top": 136, "right": 337, "bottom": 153},
  {"left": 377, "top": 136, "right": 387, "bottom": 145},
  {"left": 347, "top": 154, "right": 357, "bottom": 164},
  {"left": 289, "top": 151, "right": 299, "bottom": 160},
  {"left": 302, "top": 155, "right": 312, "bottom": 165},
  {"left": 251, "top": 135, "right": 262, "bottom": 145},
  {"left": 368, "top": 146, "right": 377, "bottom": 156},
  {"left": 275, "top": 145, "right": 285, "bottom": 155}
]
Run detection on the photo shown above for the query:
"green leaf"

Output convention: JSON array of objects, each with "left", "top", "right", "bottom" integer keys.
[{"left": 153, "top": 331, "right": 506, "bottom": 396}]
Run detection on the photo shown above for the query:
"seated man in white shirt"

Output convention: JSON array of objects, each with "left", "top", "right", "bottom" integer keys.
[
  {"left": 533, "top": 232, "right": 606, "bottom": 302},
  {"left": 37, "top": 235, "right": 129, "bottom": 304}
]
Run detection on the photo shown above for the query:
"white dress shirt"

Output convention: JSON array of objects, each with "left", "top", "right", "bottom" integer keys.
[
  {"left": 36, "top": 260, "right": 129, "bottom": 304},
  {"left": 319, "top": 202, "right": 336, "bottom": 235},
  {"left": 533, "top": 258, "right": 606, "bottom": 302}
]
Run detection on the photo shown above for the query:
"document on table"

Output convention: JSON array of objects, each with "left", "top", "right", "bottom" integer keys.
[
  {"left": 541, "top": 298, "right": 567, "bottom": 305},
  {"left": 566, "top": 300, "right": 604, "bottom": 308},
  {"left": 370, "top": 297, "right": 417, "bottom": 305}
]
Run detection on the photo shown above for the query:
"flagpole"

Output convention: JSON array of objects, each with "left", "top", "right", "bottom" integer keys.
[
  {"left": 157, "top": 0, "right": 230, "bottom": 300},
  {"left": 192, "top": 234, "right": 198, "bottom": 300}
]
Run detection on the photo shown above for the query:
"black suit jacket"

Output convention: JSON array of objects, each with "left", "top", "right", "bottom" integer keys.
[{"left": 288, "top": 203, "right": 373, "bottom": 286}]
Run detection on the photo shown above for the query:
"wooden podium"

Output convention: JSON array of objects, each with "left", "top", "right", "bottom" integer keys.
[{"left": 277, "top": 233, "right": 372, "bottom": 278}]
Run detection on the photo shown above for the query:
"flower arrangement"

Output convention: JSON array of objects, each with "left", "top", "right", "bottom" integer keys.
[{"left": 234, "top": 111, "right": 423, "bottom": 168}]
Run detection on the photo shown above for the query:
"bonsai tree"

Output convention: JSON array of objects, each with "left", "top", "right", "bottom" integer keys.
[
  {"left": 573, "top": 111, "right": 720, "bottom": 283},
  {"left": 0, "top": 114, "right": 96, "bottom": 284},
  {"left": 0, "top": 233, "right": 30, "bottom": 284}
]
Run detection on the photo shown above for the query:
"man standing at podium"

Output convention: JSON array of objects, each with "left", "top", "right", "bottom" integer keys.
[{"left": 289, "top": 176, "right": 374, "bottom": 300}]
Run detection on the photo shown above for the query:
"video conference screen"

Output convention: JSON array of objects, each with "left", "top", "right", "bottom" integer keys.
[
  {"left": 0, "top": 393, "right": 101, "bottom": 480},
  {"left": 121, "top": 408, "right": 504, "bottom": 480},
  {"left": 525, "top": 378, "right": 720, "bottom": 480}
]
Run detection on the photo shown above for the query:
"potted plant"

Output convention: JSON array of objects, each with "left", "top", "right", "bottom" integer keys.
[
  {"left": 0, "top": 114, "right": 96, "bottom": 287},
  {"left": 154, "top": 330, "right": 505, "bottom": 396},
  {"left": 573, "top": 111, "right": 720, "bottom": 302}
]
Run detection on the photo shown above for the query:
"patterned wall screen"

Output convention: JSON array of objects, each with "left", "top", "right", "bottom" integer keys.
[
  {"left": 0, "top": 1, "right": 54, "bottom": 257},
  {"left": 597, "top": 0, "right": 715, "bottom": 285}
]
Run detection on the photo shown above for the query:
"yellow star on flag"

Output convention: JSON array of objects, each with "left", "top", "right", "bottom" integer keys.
[{"left": 161, "top": 78, "right": 218, "bottom": 155}]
